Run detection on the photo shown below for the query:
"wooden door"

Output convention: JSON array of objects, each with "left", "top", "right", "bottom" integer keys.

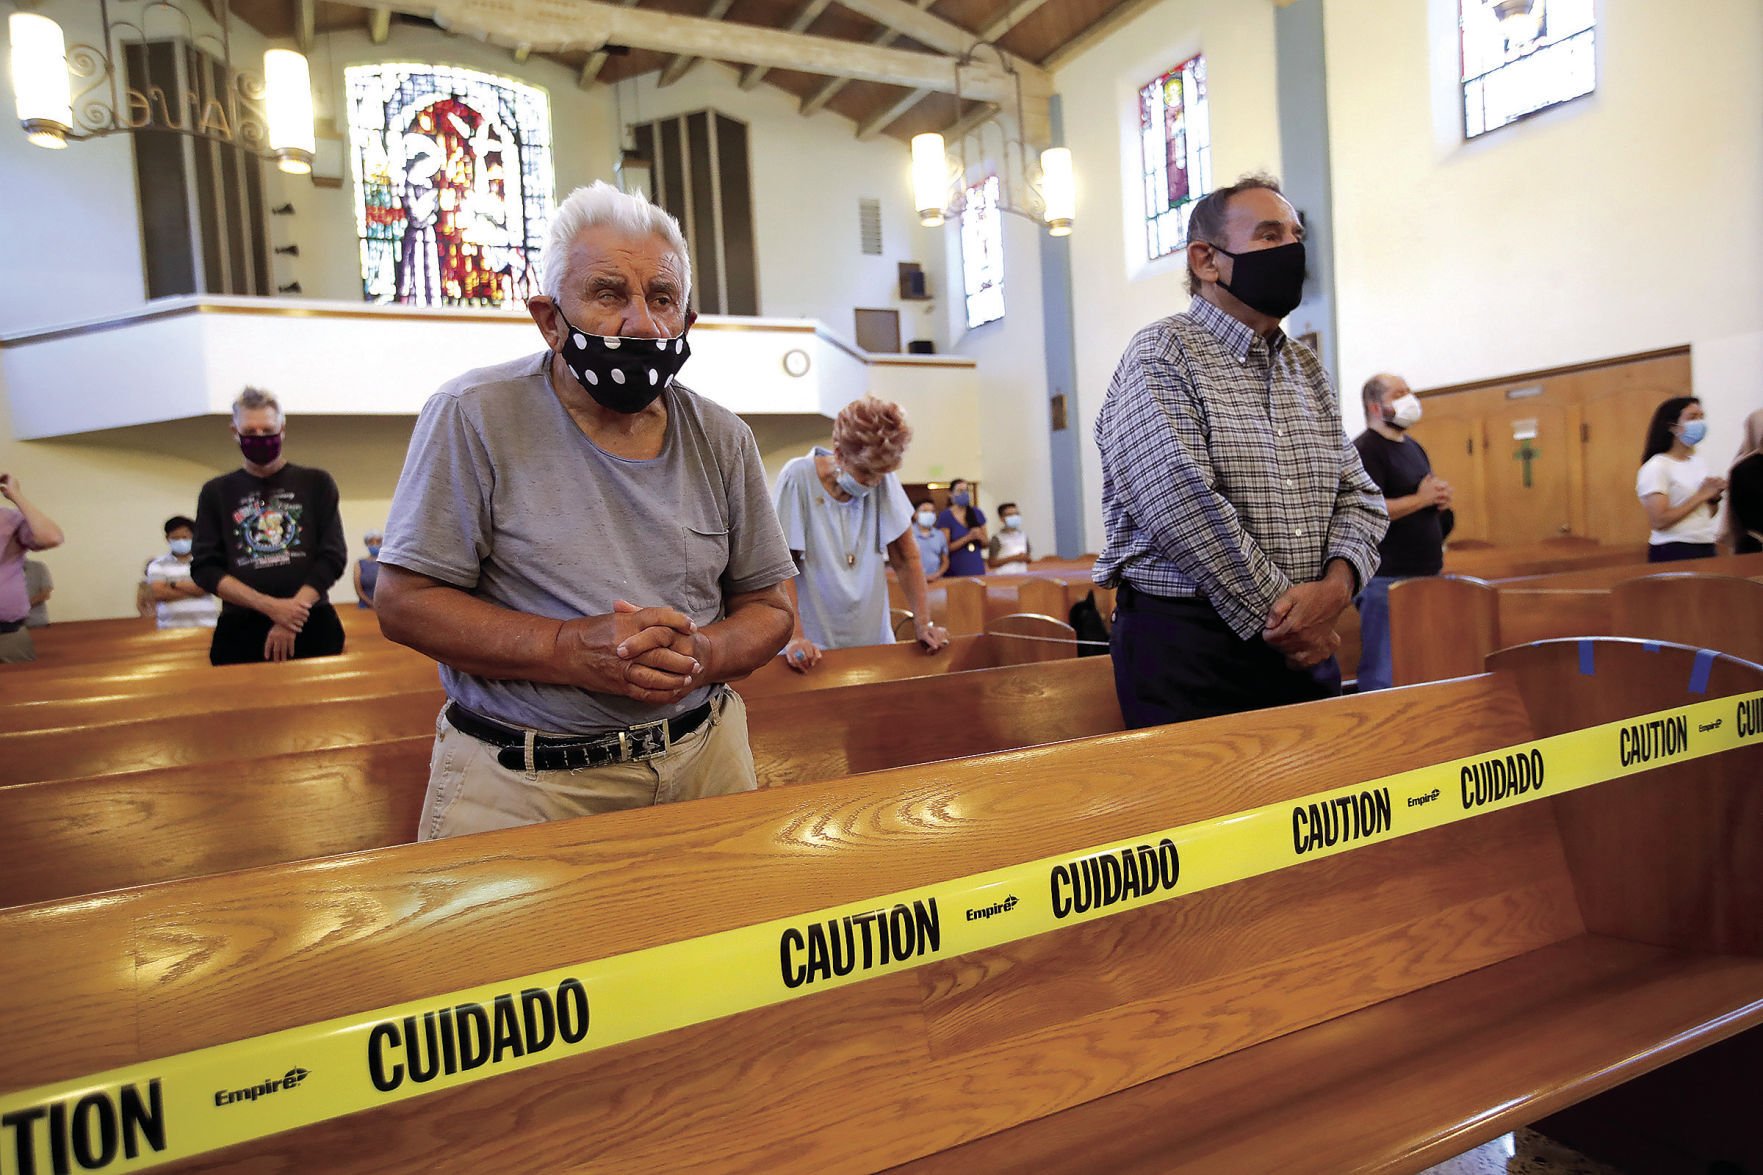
[
  {"left": 1484, "top": 401, "right": 1574, "bottom": 543},
  {"left": 1570, "top": 363, "right": 1694, "bottom": 546},
  {"left": 1409, "top": 413, "right": 1488, "bottom": 543}
]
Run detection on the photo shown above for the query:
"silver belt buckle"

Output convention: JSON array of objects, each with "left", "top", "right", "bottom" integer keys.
[{"left": 621, "top": 718, "right": 671, "bottom": 763}]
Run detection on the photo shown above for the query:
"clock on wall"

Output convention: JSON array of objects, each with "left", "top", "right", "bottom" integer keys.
[{"left": 782, "top": 348, "right": 811, "bottom": 377}]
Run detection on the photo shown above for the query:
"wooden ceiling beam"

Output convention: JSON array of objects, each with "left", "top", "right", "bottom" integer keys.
[
  {"left": 738, "top": 0, "right": 833, "bottom": 91},
  {"left": 294, "top": 0, "right": 315, "bottom": 52},
  {"left": 943, "top": 101, "right": 999, "bottom": 143},
  {"left": 367, "top": 6, "right": 391, "bottom": 43},
  {"left": 577, "top": 0, "right": 644, "bottom": 88},
  {"left": 797, "top": 0, "right": 935, "bottom": 115},
  {"left": 659, "top": 0, "right": 736, "bottom": 87},
  {"left": 1042, "top": 0, "right": 1160, "bottom": 72},
  {"left": 855, "top": 86, "right": 928, "bottom": 140},
  {"left": 978, "top": 0, "right": 1052, "bottom": 42},
  {"left": 327, "top": 0, "right": 1031, "bottom": 106},
  {"left": 834, "top": 0, "right": 1048, "bottom": 91}
]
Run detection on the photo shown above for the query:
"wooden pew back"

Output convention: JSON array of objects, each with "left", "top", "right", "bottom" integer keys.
[
  {"left": 5, "top": 641, "right": 1755, "bottom": 1172},
  {"left": 1389, "top": 575, "right": 1499, "bottom": 685},
  {"left": 1610, "top": 574, "right": 1763, "bottom": 663},
  {"left": 0, "top": 654, "right": 1120, "bottom": 905}
]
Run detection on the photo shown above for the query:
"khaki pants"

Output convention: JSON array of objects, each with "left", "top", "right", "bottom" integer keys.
[
  {"left": 417, "top": 689, "right": 758, "bottom": 841},
  {"left": 0, "top": 627, "right": 34, "bottom": 664}
]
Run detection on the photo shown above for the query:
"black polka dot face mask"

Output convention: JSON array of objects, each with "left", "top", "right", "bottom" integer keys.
[{"left": 550, "top": 303, "right": 692, "bottom": 415}]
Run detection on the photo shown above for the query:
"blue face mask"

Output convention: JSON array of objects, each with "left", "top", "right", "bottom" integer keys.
[
  {"left": 1003, "top": 515, "right": 1022, "bottom": 530},
  {"left": 168, "top": 537, "right": 193, "bottom": 556},
  {"left": 367, "top": 544, "right": 382, "bottom": 558},
  {"left": 951, "top": 492, "right": 970, "bottom": 507},
  {"left": 836, "top": 469, "right": 872, "bottom": 499},
  {"left": 1679, "top": 420, "right": 1707, "bottom": 447}
]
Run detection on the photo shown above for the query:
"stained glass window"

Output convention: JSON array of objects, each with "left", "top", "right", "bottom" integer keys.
[
  {"left": 1461, "top": 0, "right": 1595, "bottom": 139},
  {"left": 1139, "top": 53, "right": 1211, "bottom": 262},
  {"left": 961, "top": 175, "right": 1004, "bottom": 330},
  {"left": 346, "top": 64, "right": 555, "bottom": 307}
]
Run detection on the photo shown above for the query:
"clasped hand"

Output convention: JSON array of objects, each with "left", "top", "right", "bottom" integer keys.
[
  {"left": 1262, "top": 579, "right": 1349, "bottom": 669},
  {"left": 560, "top": 599, "right": 708, "bottom": 704}
]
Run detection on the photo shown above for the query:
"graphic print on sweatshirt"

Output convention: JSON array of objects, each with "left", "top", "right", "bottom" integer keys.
[{"left": 232, "top": 490, "right": 306, "bottom": 571}]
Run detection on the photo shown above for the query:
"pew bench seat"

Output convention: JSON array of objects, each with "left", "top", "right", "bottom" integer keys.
[{"left": 898, "top": 935, "right": 1763, "bottom": 1174}]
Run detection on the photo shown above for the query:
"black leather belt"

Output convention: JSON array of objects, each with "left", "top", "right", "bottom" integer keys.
[
  {"left": 0, "top": 618, "right": 24, "bottom": 634},
  {"left": 445, "top": 699, "right": 714, "bottom": 772}
]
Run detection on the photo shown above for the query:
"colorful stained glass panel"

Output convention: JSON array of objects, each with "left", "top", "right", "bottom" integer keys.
[{"left": 346, "top": 64, "right": 555, "bottom": 307}]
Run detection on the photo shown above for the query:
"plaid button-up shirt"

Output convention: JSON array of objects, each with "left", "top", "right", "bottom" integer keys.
[{"left": 1093, "top": 295, "right": 1388, "bottom": 639}]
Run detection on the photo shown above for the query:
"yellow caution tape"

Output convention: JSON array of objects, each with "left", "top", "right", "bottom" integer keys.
[{"left": 4, "top": 689, "right": 1761, "bottom": 1174}]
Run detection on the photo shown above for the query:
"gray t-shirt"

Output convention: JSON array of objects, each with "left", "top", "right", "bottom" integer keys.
[
  {"left": 379, "top": 351, "right": 796, "bottom": 734},
  {"left": 773, "top": 448, "right": 913, "bottom": 649}
]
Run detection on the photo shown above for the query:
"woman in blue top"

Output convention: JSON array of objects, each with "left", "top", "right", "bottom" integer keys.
[
  {"left": 354, "top": 530, "right": 383, "bottom": 609},
  {"left": 936, "top": 478, "right": 988, "bottom": 577}
]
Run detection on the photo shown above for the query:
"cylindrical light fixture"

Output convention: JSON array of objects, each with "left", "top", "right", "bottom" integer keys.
[
  {"left": 911, "top": 132, "right": 948, "bottom": 228},
  {"left": 1040, "top": 146, "right": 1074, "bottom": 237},
  {"left": 9, "top": 13, "right": 73, "bottom": 149},
  {"left": 263, "top": 48, "right": 315, "bottom": 174}
]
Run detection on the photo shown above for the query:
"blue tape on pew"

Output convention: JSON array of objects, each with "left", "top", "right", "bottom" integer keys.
[
  {"left": 1642, "top": 642, "right": 1662, "bottom": 653},
  {"left": 1689, "top": 648, "right": 1717, "bottom": 694},
  {"left": 1578, "top": 640, "right": 1595, "bottom": 676}
]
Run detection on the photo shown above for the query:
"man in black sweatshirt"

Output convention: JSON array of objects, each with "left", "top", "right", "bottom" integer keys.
[{"left": 191, "top": 387, "right": 348, "bottom": 665}]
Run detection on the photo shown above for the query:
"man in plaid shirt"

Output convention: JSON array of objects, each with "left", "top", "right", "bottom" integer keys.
[{"left": 1094, "top": 174, "right": 1388, "bottom": 726}]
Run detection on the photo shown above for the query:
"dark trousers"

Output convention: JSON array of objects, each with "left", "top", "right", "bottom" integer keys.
[
  {"left": 210, "top": 602, "right": 346, "bottom": 666},
  {"left": 1647, "top": 542, "right": 1717, "bottom": 563},
  {"left": 1109, "top": 586, "right": 1340, "bottom": 729}
]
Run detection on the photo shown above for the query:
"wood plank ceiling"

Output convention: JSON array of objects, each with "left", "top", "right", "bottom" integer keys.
[{"left": 228, "top": 0, "right": 1153, "bottom": 144}]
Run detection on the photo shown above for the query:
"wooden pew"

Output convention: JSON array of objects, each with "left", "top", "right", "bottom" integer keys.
[
  {"left": 1389, "top": 575, "right": 1501, "bottom": 685},
  {"left": 0, "top": 657, "right": 442, "bottom": 734},
  {"left": 1496, "top": 550, "right": 1763, "bottom": 645},
  {"left": 0, "top": 690, "right": 447, "bottom": 786},
  {"left": 1390, "top": 552, "right": 1763, "bottom": 686},
  {"left": 1611, "top": 574, "right": 1763, "bottom": 663},
  {"left": 1, "top": 639, "right": 1755, "bottom": 1172},
  {"left": 737, "top": 629, "right": 1079, "bottom": 698},
  {"left": 0, "top": 641, "right": 430, "bottom": 708},
  {"left": 16, "top": 607, "right": 388, "bottom": 670},
  {"left": 1441, "top": 539, "right": 1649, "bottom": 580},
  {"left": 0, "top": 654, "right": 1120, "bottom": 907}
]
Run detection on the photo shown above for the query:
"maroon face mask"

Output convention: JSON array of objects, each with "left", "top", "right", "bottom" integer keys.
[{"left": 238, "top": 432, "right": 283, "bottom": 466}]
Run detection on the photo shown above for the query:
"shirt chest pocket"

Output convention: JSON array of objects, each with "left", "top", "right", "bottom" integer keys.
[{"left": 679, "top": 523, "right": 730, "bottom": 611}]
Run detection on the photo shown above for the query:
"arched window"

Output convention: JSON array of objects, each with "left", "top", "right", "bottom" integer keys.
[
  {"left": 1460, "top": 0, "right": 1596, "bottom": 139},
  {"left": 1139, "top": 53, "right": 1211, "bottom": 261},
  {"left": 961, "top": 175, "right": 1005, "bottom": 330},
  {"left": 346, "top": 64, "right": 555, "bottom": 307}
]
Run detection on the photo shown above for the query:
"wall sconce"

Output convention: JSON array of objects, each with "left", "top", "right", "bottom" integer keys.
[{"left": 7, "top": 1, "right": 314, "bottom": 173}]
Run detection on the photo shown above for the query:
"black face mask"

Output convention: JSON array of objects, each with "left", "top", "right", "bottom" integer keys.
[
  {"left": 550, "top": 302, "right": 691, "bottom": 414},
  {"left": 1213, "top": 240, "right": 1306, "bottom": 320}
]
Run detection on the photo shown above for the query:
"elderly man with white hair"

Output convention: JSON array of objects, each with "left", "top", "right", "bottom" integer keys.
[{"left": 376, "top": 181, "right": 797, "bottom": 840}]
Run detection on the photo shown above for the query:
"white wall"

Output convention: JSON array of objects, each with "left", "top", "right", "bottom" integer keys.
[
  {"left": 940, "top": 210, "right": 1056, "bottom": 561},
  {"left": 1053, "top": 0, "right": 1285, "bottom": 551},
  {"left": 1326, "top": 0, "right": 1763, "bottom": 454},
  {"left": 625, "top": 63, "right": 946, "bottom": 352}
]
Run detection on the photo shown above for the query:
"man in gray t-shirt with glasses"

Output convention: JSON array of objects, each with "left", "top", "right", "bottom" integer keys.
[{"left": 377, "top": 182, "right": 796, "bottom": 840}]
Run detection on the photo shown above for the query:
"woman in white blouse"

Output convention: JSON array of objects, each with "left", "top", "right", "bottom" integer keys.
[{"left": 1636, "top": 396, "right": 1726, "bottom": 563}]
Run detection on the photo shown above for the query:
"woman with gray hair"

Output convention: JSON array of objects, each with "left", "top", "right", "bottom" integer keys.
[{"left": 772, "top": 395, "right": 949, "bottom": 670}]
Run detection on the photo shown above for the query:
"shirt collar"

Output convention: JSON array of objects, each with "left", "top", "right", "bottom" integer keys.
[{"left": 1187, "top": 294, "right": 1285, "bottom": 362}]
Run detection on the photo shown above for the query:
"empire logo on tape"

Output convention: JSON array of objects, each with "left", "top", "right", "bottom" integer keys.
[{"left": 3, "top": 690, "right": 1759, "bottom": 1175}]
